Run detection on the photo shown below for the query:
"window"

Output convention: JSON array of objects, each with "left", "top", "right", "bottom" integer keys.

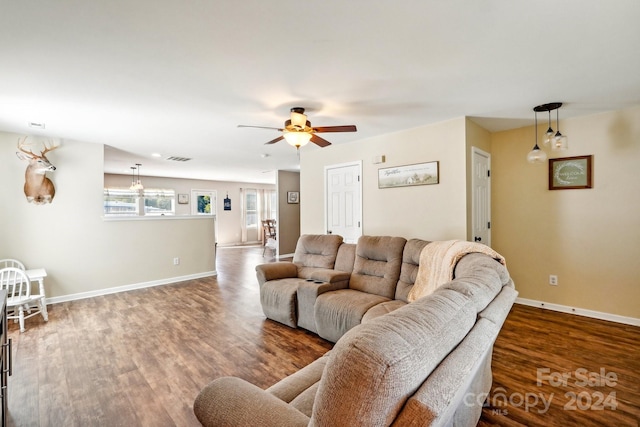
[
  {"left": 143, "top": 189, "right": 175, "bottom": 216},
  {"left": 268, "top": 190, "right": 277, "bottom": 220},
  {"left": 104, "top": 188, "right": 175, "bottom": 216},
  {"left": 104, "top": 188, "right": 139, "bottom": 216},
  {"left": 245, "top": 189, "right": 258, "bottom": 228}
]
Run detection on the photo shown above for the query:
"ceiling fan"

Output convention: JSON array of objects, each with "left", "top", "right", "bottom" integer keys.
[{"left": 238, "top": 107, "right": 357, "bottom": 149}]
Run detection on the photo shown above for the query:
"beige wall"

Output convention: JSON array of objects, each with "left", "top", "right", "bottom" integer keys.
[
  {"left": 491, "top": 106, "right": 640, "bottom": 318},
  {"left": 300, "top": 117, "right": 469, "bottom": 241},
  {"left": 4, "top": 105, "right": 638, "bottom": 318},
  {"left": 277, "top": 170, "right": 300, "bottom": 255},
  {"left": 104, "top": 173, "right": 275, "bottom": 246},
  {"left": 1, "top": 132, "right": 216, "bottom": 301}
]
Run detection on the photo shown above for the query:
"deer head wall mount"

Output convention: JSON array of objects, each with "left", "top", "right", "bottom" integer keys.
[{"left": 15, "top": 136, "right": 60, "bottom": 204}]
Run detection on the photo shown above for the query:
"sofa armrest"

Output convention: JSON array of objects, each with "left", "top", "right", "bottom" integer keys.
[
  {"left": 296, "top": 279, "right": 351, "bottom": 332},
  {"left": 194, "top": 377, "right": 310, "bottom": 427},
  {"left": 309, "top": 269, "right": 351, "bottom": 284},
  {"left": 256, "top": 262, "right": 299, "bottom": 286}
]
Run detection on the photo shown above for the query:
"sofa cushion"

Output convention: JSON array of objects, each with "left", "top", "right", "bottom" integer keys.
[
  {"left": 443, "top": 253, "right": 510, "bottom": 313},
  {"left": 292, "top": 234, "right": 344, "bottom": 269},
  {"left": 393, "top": 317, "right": 496, "bottom": 426},
  {"left": 395, "top": 238, "right": 430, "bottom": 302},
  {"left": 297, "top": 279, "right": 350, "bottom": 333},
  {"left": 361, "top": 300, "right": 407, "bottom": 323},
  {"left": 310, "top": 289, "right": 478, "bottom": 427},
  {"left": 314, "top": 289, "right": 390, "bottom": 343},
  {"left": 349, "top": 236, "right": 406, "bottom": 299},
  {"left": 334, "top": 243, "right": 356, "bottom": 273}
]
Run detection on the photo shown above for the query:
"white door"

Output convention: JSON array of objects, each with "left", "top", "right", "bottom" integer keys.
[
  {"left": 471, "top": 147, "right": 491, "bottom": 246},
  {"left": 325, "top": 162, "right": 362, "bottom": 243}
]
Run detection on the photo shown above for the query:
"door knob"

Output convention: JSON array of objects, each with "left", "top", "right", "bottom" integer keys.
[{"left": 474, "top": 236, "right": 482, "bottom": 242}]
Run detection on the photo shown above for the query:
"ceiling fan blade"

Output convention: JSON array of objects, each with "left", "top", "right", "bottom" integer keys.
[
  {"left": 265, "top": 135, "right": 285, "bottom": 145},
  {"left": 310, "top": 134, "right": 332, "bottom": 147},
  {"left": 312, "top": 125, "right": 357, "bottom": 133},
  {"left": 238, "top": 125, "right": 284, "bottom": 131}
]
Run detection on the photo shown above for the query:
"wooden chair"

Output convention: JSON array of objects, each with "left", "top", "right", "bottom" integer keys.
[
  {"left": 262, "top": 219, "right": 277, "bottom": 255},
  {"left": 0, "top": 267, "right": 44, "bottom": 332}
]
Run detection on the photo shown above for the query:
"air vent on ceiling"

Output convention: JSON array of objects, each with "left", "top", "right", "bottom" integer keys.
[{"left": 166, "top": 156, "right": 192, "bottom": 162}]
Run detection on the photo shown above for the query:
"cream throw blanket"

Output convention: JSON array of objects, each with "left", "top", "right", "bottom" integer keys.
[{"left": 407, "top": 240, "right": 506, "bottom": 302}]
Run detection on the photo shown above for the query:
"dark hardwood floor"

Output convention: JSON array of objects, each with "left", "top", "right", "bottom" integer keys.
[{"left": 6, "top": 247, "right": 640, "bottom": 426}]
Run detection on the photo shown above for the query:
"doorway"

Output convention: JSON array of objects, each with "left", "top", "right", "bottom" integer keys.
[
  {"left": 325, "top": 161, "right": 362, "bottom": 243},
  {"left": 471, "top": 147, "right": 491, "bottom": 246}
]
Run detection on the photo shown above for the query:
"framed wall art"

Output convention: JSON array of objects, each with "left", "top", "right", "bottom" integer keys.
[
  {"left": 549, "top": 155, "right": 593, "bottom": 190},
  {"left": 378, "top": 161, "right": 439, "bottom": 189},
  {"left": 287, "top": 191, "right": 299, "bottom": 204}
]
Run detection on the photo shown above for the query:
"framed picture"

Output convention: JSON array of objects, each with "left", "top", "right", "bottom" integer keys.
[
  {"left": 549, "top": 155, "right": 593, "bottom": 190},
  {"left": 287, "top": 191, "right": 299, "bottom": 204},
  {"left": 378, "top": 161, "right": 439, "bottom": 189},
  {"left": 178, "top": 193, "right": 189, "bottom": 204}
]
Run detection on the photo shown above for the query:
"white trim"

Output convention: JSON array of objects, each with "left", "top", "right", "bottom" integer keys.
[
  {"left": 46, "top": 271, "right": 217, "bottom": 305},
  {"left": 516, "top": 297, "right": 640, "bottom": 327},
  {"left": 102, "top": 215, "right": 214, "bottom": 222},
  {"left": 278, "top": 252, "right": 295, "bottom": 259}
]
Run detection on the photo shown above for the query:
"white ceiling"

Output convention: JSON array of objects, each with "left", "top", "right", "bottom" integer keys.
[{"left": 1, "top": 1, "right": 639, "bottom": 184}]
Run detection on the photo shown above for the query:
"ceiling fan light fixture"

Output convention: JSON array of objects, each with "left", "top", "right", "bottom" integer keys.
[
  {"left": 284, "top": 131, "right": 312, "bottom": 148},
  {"left": 290, "top": 109, "right": 308, "bottom": 129},
  {"left": 238, "top": 106, "right": 357, "bottom": 149}
]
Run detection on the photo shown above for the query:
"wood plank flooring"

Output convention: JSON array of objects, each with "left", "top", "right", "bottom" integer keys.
[
  {"left": 6, "top": 246, "right": 640, "bottom": 426},
  {"left": 478, "top": 304, "right": 640, "bottom": 427}
]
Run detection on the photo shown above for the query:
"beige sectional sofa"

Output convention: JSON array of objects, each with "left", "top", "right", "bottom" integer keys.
[
  {"left": 194, "top": 234, "right": 518, "bottom": 426},
  {"left": 257, "top": 234, "right": 436, "bottom": 342}
]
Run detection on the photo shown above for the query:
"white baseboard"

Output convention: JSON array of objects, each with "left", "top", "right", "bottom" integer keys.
[
  {"left": 516, "top": 297, "right": 640, "bottom": 327},
  {"left": 47, "top": 271, "right": 217, "bottom": 305},
  {"left": 277, "top": 252, "right": 294, "bottom": 259}
]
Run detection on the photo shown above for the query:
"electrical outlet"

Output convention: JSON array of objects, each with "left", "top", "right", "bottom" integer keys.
[
  {"left": 173, "top": 257, "right": 180, "bottom": 266},
  {"left": 549, "top": 275, "right": 558, "bottom": 286}
]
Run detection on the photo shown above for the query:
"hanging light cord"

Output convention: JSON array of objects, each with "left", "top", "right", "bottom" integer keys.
[{"left": 534, "top": 111, "right": 539, "bottom": 149}]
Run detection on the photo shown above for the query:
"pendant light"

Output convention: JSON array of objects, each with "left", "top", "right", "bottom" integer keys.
[
  {"left": 526, "top": 109, "right": 547, "bottom": 164},
  {"left": 133, "top": 163, "right": 144, "bottom": 190},
  {"left": 551, "top": 108, "right": 568, "bottom": 150},
  {"left": 528, "top": 102, "right": 567, "bottom": 163},
  {"left": 543, "top": 109, "right": 554, "bottom": 146},
  {"left": 129, "top": 164, "right": 144, "bottom": 191},
  {"left": 129, "top": 166, "right": 137, "bottom": 190}
]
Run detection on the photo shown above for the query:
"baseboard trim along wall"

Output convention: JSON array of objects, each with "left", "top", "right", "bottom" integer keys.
[
  {"left": 47, "top": 271, "right": 217, "bottom": 305},
  {"left": 516, "top": 297, "right": 640, "bottom": 327}
]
